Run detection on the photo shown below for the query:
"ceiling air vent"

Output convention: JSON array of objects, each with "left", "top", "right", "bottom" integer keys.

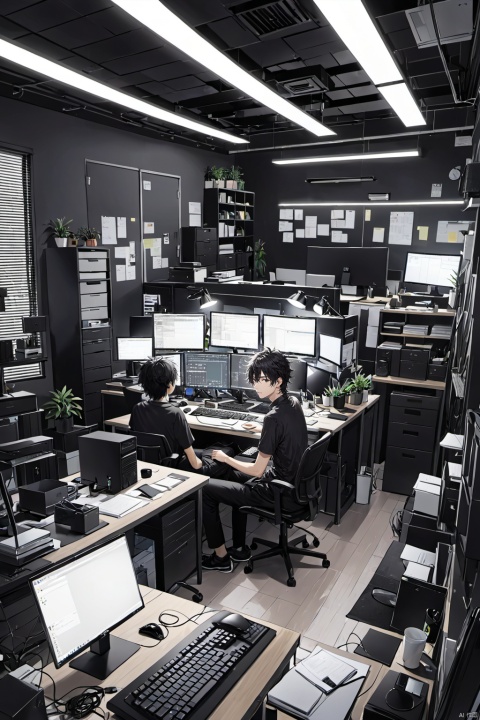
[
  {"left": 233, "top": 0, "right": 310, "bottom": 37},
  {"left": 405, "top": 0, "right": 473, "bottom": 49},
  {"left": 282, "top": 76, "right": 328, "bottom": 95}
]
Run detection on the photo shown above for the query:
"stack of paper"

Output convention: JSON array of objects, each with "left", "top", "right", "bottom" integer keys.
[
  {"left": 431, "top": 325, "right": 452, "bottom": 338},
  {"left": 219, "top": 244, "right": 234, "bottom": 254},
  {"left": 404, "top": 324, "right": 429, "bottom": 335}
]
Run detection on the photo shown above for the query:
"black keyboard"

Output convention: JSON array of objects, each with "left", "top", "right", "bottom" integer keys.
[
  {"left": 250, "top": 403, "right": 271, "bottom": 414},
  {"left": 190, "top": 407, "right": 258, "bottom": 422},
  {"left": 219, "top": 401, "right": 255, "bottom": 412},
  {"left": 107, "top": 612, "right": 275, "bottom": 720}
]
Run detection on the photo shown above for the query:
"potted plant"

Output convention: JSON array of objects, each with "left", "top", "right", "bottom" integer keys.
[
  {"left": 77, "top": 226, "right": 100, "bottom": 247},
  {"left": 351, "top": 372, "right": 372, "bottom": 403},
  {"left": 346, "top": 374, "right": 364, "bottom": 405},
  {"left": 204, "top": 166, "right": 214, "bottom": 188},
  {"left": 48, "top": 217, "right": 73, "bottom": 248},
  {"left": 226, "top": 165, "right": 243, "bottom": 189},
  {"left": 331, "top": 385, "right": 346, "bottom": 410},
  {"left": 322, "top": 385, "right": 333, "bottom": 407},
  {"left": 43, "top": 386, "right": 83, "bottom": 433},
  {"left": 211, "top": 166, "right": 225, "bottom": 188},
  {"left": 448, "top": 272, "right": 458, "bottom": 308},
  {"left": 254, "top": 239, "right": 267, "bottom": 279}
]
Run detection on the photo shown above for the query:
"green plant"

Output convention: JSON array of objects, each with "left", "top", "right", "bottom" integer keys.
[
  {"left": 48, "top": 217, "right": 72, "bottom": 238},
  {"left": 204, "top": 166, "right": 213, "bottom": 181},
  {"left": 43, "top": 386, "right": 82, "bottom": 421},
  {"left": 351, "top": 372, "right": 372, "bottom": 391},
  {"left": 323, "top": 385, "right": 334, "bottom": 397},
  {"left": 227, "top": 165, "right": 243, "bottom": 181},
  {"left": 448, "top": 271, "right": 459, "bottom": 288},
  {"left": 210, "top": 166, "right": 225, "bottom": 181},
  {"left": 77, "top": 226, "right": 100, "bottom": 242},
  {"left": 330, "top": 381, "right": 351, "bottom": 397},
  {"left": 254, "top": 239, "right": 267, "bottom": 277}
]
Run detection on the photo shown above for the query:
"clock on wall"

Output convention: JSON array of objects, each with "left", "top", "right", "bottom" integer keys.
[{"left": 449, "top": 166, "right": 462, "bottom": 181}]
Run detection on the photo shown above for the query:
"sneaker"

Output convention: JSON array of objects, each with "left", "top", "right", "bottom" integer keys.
[
  {"left": 227, "top": 545, "right": 252, "bottom": 562},
  {"left": 202, "top": 552, "right": 234, "bottom": 573}
]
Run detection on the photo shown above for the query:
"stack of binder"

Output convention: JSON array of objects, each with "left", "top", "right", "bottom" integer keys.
[{"left": 0, "top": 527, "right": 54, "bottom": 566}]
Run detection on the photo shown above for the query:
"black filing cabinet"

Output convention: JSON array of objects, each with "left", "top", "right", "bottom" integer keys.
[
  {"left": 46, "top": 248, "right": 112, "bottom": 426},
  {"left": 383, "top": 392, "right": 440, "bottom": 495},
  {"left": 181, "top": 227, "right": 218, "bottom": 269}
]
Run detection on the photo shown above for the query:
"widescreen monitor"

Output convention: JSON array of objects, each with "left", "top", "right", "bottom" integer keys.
[
  {"left": 154, "top": 313, "right": 205, "bottom": 351},
  {"left": 404, "top": 252, "right": 461, "bottom": 290},
  {"left": 184, "top": 353, "right": 230, "bottom": 389},
  {"left": 263, "top": 315, "right": 317, "bottom": 358},
  {"left": 156, "top": 352, "right": 183, "bottom": 386},
  {"left": 210, "top": 312, "right": 260, "bottom": 351},
  {"left": 230, "top": 353, "right": 253, "bottom": 391},
  {"left": 129, "top": 315, "right": 153, "bottom": 338},
  {"left": 306, "top": 364, "right": 333, "bottom": 397},
  {"left": 117, "top": 337, "right": 153, "bottom": 361},
  {"left": 30, "top": 536, "right": 143, "bottom": 680}
]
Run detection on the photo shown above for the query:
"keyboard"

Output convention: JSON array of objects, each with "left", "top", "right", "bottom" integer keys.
[
  {"left": 107, "top": 611, "right": 276, "bottom": 720},
  {"left": 191, "top": 407, "right": 258, "bottom": 422},
  {"left": 250, "top": 403, "right": 271, "bottom": 414},
  {"left": 219, "top": 401, "right": 255, "bottom": 412}
]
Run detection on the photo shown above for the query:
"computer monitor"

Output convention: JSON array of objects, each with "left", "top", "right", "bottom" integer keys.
[
  {"left": 263, "top": 315, "right": 317, "bottom": 358},
  {"left": 184, "top": 352, "right": 230, "bottom": 389},
  {"left": 404, "top": 252, "right": 461, "bottom": 293},
  {"left": 306, "top": 364, "right": 333, "bottom": 397},
  {"left": 30, "top": 536, "right": 143, "bottom": 680},
  {"left": 130, "top": 315, "right": 153, "bottom": 338},
  {"left": 156, "top": 352, "right": 184, "bottom": 386},
  {"left": 229, "top": 353, "right": 253, "bottom": 391},
  {"left": 210, "top": 312, "right": 260, "bottom": 351},
  {"left": 117, "top": 337, "right": 153, "bottom": 361},
  {"left": 154, "top": 313, "right": 205, "bottom": 351}
]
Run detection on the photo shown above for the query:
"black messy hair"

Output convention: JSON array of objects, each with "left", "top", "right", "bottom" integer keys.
[
  {"left": 138, "top": 357, "right": 177, "bottom": 401},
  {"left": 247, "top": 348, "right": 292, "bottom": 395}
]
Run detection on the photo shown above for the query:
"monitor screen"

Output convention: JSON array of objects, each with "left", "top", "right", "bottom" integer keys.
[
  {"left": 230, "top": 353, "right": 253, "bottom": 390},
  {"left": 210, "top": 312, "right": 260, "bottom": 351},
  {"left": 404, "top": 253, "right": 461, "bottom": 288},
  {"left": 154, "top": 313, "right": 205, "bottom": 351},
  {"left": 306, "top": 364, "right": 333, "bottom": 396},
  {"left": 263, "top": 315, "right": 317, "bottom": 358},
  {"left": 156, "top": 353, "right": 183, "bottom": 386},
  {"left": 31, "top": 536, "right": 143, "bottom": 672},
  {"left": 130, "top": 315, "right": 153, "bottom": 338},
  {"left": 117, "top": 337, "right": 153, "bottom": 361},
  {"left": 184, "top": 352, "right": 230, "bottom": 389}
]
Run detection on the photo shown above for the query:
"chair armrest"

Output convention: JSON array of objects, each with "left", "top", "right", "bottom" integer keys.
[
  {"left": 239, "top": 505, "right": 276, "bottom": 522},
  {"left": 270, "top": 479, "right": 295, "bottom": 491},
  {"left": 161, "top": 452, "right": 180, "bottom": 468}
]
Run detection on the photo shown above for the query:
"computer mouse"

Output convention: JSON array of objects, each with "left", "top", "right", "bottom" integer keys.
[
  {"left": 139, "top": 623, "right": 164, "bottom": 640},
  {"left": 213, "top": 613, "right": 251, "bottom": 634},
  {"left": 177, "top": 400, "right": 188, "bottom": 407},
  {"left": 182, "top": 406, "right": 192, "bottom": 414}
]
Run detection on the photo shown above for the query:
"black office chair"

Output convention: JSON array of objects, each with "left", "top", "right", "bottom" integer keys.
[
  {"left": 123, "top": 386, "right": 143, "bottom": 413},
  {"left": 128, "top": 429, "right": 180, "bottom": 468},
  {"left": 241, "top": 432, "right": 331, "bottom": 587}
]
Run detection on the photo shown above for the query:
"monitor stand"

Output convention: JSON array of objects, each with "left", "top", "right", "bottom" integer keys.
[
  {"left": 70, "top": 633, "right": 139, "bottom": 680},
  {"left": 429, "top": 286, "right": 442, "bottom": 297},
  {"left": 371, "top": 588, "right": 397, "bottom": 607}
]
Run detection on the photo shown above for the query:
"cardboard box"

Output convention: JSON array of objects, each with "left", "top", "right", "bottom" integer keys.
[{"left": 413, "top": 476, "right": 441, "bottom": 516}]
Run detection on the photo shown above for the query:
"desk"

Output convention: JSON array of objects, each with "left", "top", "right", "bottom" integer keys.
[
  {"left": 105, "top": 396, "right": 379, "bottom": 524},
  {"left": 41, "top": 586, "right": 300, "bottom": 720}
]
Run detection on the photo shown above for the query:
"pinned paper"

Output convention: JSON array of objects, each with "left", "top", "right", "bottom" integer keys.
[
  {"left": 418, "top": 226, "right": 429, "bottom": 241},
  {"left": 144, "top": 221, "right": 155, "bottom": 234},
  {"left": 317, "top": 224, "right": 329, "bottom": 236},
  {"left": 372, "top": 227, "right": 385, "bottom": 243},
  {"left": 152, "top": 257, "right": 162, "bottom": 269},
  {"left": 279, "top": 209, "right": 294, "bottom": 220},
  {"left": 279, "top": 221, "right": 293, "bottom": 232},
  {"left": 365, "top": 209, "right": 371, "bottom": 221},
  {"left": 189, "top": 202, "right": 201, "bottom": 215},
  {"left": 143, "top": 238, "right": 154, "bottom": 249},
  {"left": 116, "top": 264, "right": 126, "bottom": 282},
  {"left": 189, "top": 215, "right": 201, "bottom": 227},
  {"left": 296, "top": 229, "right": 305, "bottom": 238},
  {"left": 129, "top": 241, "right": 135, "bottom": 264},
  {"left": 344, "top": 210, "right": 355, "bottom": 229},
  {"left": 114, "top": 247, "right": 128, "bottom": 259},
  {"left": 283, "top": 232, "right": 294, "bottom": 243},
  {"left": 161, "top": 258, "right": 169, "bottom": 268},
  {"left": 331, "top": 209, "right": 344, "bottom": 220},
  {"left": 294, "top": 209, "right": 304, "bottom": 221},
  {"left": 101, "top": 216, "right": 116, "bottom": 244},
  {"left": 305, "top": 215, "right": 317, "bottom": 228},
  {"left": 151, "top": 239, "right": 162, "bottom": 257},
  {"left": 143, "top": 180, "right": 151, "bottom": 191},
  {"left": 332, "top": 230, "right": 347, "bottom": 243},
  {"left": 431, "top": 183, "right": 442, "bottom": 198},
  {"left": 305, "top": 227, "right": 316, "bottom": 238},
  {"left": 126, "top": 264, "right": 136, "bottom": 281},
  {"left": 117, "top": 217, "right": 127, "bottom": 239},
  {"left": 389, "top": 211, "right": 414, "bottom": 245}
]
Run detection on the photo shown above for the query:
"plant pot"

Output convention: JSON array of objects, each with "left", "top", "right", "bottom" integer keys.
[
  {"left": 333, "top": 395, "right": 345, "bottom": 410},
  {"left": 226, "top": 180, "right": 237, "bottom": 189},
  {"left": 55, "top": 417, "right": 74, "bottom": 433},
  {"left": 86, "top": 238, "right": 98, "bottom": 247},
  {"left": 213, "top": 180, "right": 225, "bottom": 188},
  {"left": 204, "top": 180, "right": 214, "bottom": 188},
  {"left": 362, "top": 390, "right": 369, "bottom": 403},
  {"left": 349, "top": 391, "right": 363, "bottom": 406},
  {"left": 55, "top": 237, "right": 67, "bottom": 248},
  {"left": 322, "top": 395, "right": 332, "bottom": 406}
]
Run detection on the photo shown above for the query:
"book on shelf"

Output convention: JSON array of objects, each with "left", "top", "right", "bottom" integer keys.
[{"left": 219, "top": 244, "right": 234, "bottom": 254}]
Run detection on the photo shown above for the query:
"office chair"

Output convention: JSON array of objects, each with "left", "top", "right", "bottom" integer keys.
[
  {"left": 123, "top": 386, "right": 143, "bottom": 413},
  {"left": 241, "top": 432, "right": 331, "bottom": 587}
]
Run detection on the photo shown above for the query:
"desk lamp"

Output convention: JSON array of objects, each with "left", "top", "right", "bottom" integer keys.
[
  {"left": 287, "top": 291, "right": 326, "bottom": 316},
  {"left": 187, "top": 288, "right": 217, "bottom": 309}
]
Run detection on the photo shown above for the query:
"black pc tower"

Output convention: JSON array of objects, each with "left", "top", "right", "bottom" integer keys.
[{"left": 78, "top": 431, "right": 137, "bottom": 494}]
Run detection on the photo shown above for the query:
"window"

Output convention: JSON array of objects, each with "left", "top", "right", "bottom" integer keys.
[{"left": 0, "top": 149, "right": 40, "bottom": 381}]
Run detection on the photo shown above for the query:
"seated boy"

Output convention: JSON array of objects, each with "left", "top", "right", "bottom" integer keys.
[
  {"left": 202, "top": 348, "right": 309, "bottom": 572},
  {"left": 130, "top": 357, "right": 224, "bottom": 476}
]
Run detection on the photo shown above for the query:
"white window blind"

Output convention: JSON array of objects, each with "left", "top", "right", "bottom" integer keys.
[{"left": 0, "top": 149, "right": 40, "bottom": 381}]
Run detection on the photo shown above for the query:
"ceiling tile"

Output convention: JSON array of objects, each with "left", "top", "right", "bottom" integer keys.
[
  {"left": 88, "top": 6, "right": 143, "bottom": 35},
  {"left": 161, "top": 85, "right": 219, "bottom": 103},
  {"left": 8, "top": 0, "right": 80, "bottom": 32},
  {"left": 195, "top": 69, "right": 220, "bottom": 83},
  {"left": 276, "top": 60, "right": 306, "bottom": 71},
  {"left": 59, "top": 0, "right": 113, "bottom": 12},
  {"left": 15, "top": 33, "right": 72, "bottom": 60},
  {"left": 137, "top": 80, "right": 174, "bottom": 96},
  {"left": 377, "top": 9, "right": 411, "bottom": 34},
  {"left": 243, "top": 39, "right": 296, "bottom": 67},
  {"left": 338, "top": 98, "right": 389, "bottom": 114},
  {"left": 160, "top": 0, "right": 231, "bottom": 27},
  {"left": 304, "top": 53, "right": 339, "bottom": 69},
  {"left": 75, "top": 28, "right": 161, "bottom": 64},
  {"left": 350, "top": 84, "right": 377, "bottom": 97},
  {"left": 388, "top": 28, "right": 416, "bottom": 51},
  {"left": 208, "top": 17, "right": 258, "bottom": 48},
  {"left": 326, "top": 88, "right": 352, "bottom": 101},
  {"left": 108, "top": 71, "right": 154, "bottom": 88},
  {"left": 301, "top": 41, "right": 343, "bottom": 60},
  {"left": 41, "top": 17, "right": 114, "bottom": 48},
  {"left": 3, "top": 0, "right": 44, "bottom": 13},
  {"left": 335, "top": 69, "right": 370, "bottom": 85},
  {"left": 284, "top": 26, "right": 337, "bottom": 52},
  {"left": 103, "top": 47, "right": 183, "bottom": 75},
  {"left": 143, "top": 60, "right": 202, "bottom": 82},
  {"left": 332, "top": 49, "right": 357, "bottom": 65},
  {"left": 0, "top": 15, "right": 28, "bottom": 39}
]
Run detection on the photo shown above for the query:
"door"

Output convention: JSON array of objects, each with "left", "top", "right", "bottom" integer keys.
[{"left": 141, "top": 171, "right": 180, "bottom": 282}]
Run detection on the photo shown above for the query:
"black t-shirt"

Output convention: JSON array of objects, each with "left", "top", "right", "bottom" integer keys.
[
  {"left": 258, "top": 394, "right": 308, "bottom": 483},
  {"left": 130, "top": 401, "right": 195, "bottom": 456}
]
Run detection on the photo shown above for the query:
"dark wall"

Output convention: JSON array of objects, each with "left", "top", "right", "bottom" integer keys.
[
  {"left": 0, "top": 95, "right": 227, "bottom": 403},
  {"left": 236, "top": 133, "right": 475, "bottom": 275}
]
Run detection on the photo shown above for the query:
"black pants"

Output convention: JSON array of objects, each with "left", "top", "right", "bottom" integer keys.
[
  {"left": 178, "top": 448, "right": 232, "bottom": 479},
  {"left": 202, "top": 470, "right": 301, "bottom": 549}
]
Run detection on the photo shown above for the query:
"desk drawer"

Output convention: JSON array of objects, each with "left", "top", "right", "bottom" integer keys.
[
  {"left": 389, "top": 406, "right": 438, "bottom": 427},
  {"left": 84, "top": 365, "right": 111, "bottom": 383},
  {"left": 387, "top": 422, "right": 435, "bottom": 451},
  {"left": 83, "top": 326, "right": 110, "bottom": 342},
  {"left": 81, "top": 307, "right": 109, "bottom": 321},
  {"left": 80, "top": 280, "right": 107, "bottom": 295},
  {"left": 84, "top": 378, "right": 111, "bottom": 395},
  {"left": 83, "top": 338, "right": 110, "bottom": 355},
  {"left": 383, "top": 446, "right": 433, "bottom": 495},
  {"left": 79, "top": 258, "right": 107, "bottom": 273},
  {"left": 391, "top": 392, "right": 440, "bottom": 411},
  {"left": 84, "top": 391, "right": 102, "bottom": 411},
  {"left": 80, "top": 293, "right": 108, "bottom": 309},
  {"left": 217, "top": 253, "right": 236, "bottom": 270},
  {"left": 83, "top": 350, "right": 110, "bottom": 370}
]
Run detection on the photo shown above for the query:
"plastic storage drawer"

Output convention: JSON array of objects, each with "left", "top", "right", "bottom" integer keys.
[
  {"left": 80, "top": 281, "right": 107, "bottom": 295},
  {"left": 80, "top": 293, "right": 108, "bottom": 309}
]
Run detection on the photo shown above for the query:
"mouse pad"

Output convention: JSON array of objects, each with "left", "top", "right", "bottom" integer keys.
[{"left": 354, "top": 628, "right": 401, "bottom": 666}]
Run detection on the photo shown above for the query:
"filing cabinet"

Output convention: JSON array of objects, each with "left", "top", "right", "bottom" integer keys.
[
  {"left": 46, "top": 248, "right": 113, "bottom": 426},
  {"left": 383, "top": 392, "right": 440, "bottom": 495},
  {"left": 400, "top": 346, "right": 430, "bottom": 381},
  {"left": 376, "top": 342, "right": 401, "bottom": 377},
  {"left": 181, "top": 227, "right": 218, "bottom": 268}
]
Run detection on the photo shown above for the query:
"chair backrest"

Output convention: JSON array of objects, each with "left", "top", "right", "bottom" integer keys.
[
  {"left": 128, "top": 429, "right": 175, "bottom": 466},
  {"left": 293, "top": 432, "right": 331, "bottom": 510},
  {"left": 123, "top": 386, "right": 143, "bottom": 413}
]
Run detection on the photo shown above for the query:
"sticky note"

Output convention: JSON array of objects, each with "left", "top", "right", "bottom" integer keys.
[
  {"left": 418, "top": 226, "right": 429, "bottom": 241},
  {"left": 448, "top": 231, "right": 457, "bottom": 242}
]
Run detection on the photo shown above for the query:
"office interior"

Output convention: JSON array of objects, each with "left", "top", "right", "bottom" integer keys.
[{"left": 0, "top": 0, "right": 480, "bottom": 718}]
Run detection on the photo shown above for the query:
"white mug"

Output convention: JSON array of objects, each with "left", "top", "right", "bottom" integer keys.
[{"left": 402, "top": 627, "right": 427, "bottom": 669}]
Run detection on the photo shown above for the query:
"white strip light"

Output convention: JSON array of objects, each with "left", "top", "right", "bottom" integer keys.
[
  {"left": 0, "top": 38, "right": 246, "bottom": 144},
  {"left": 278, "top": 200, "right": 464, "bottom": 206},
  {"left": 273, "top": 150, "right": 420, "bottom": 165},
  {"left": 112, "top": 0, "right": 334, "bottom": 138},
  {"left": 378, "top": 83, "right": 426, "bottom": 127}
]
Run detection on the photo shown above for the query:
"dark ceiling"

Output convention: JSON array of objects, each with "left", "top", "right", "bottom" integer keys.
[{"left": 0, "top": 0, "right": 478, "bottom": 152}]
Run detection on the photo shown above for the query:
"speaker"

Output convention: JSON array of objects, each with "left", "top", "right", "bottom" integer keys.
[
  {"left": 376, "top": 358, "right": 389, "bottom": 377},
  {"left": 22, "top": 317, "right": 47, "bottom": 333},
  {"left": 461, "top": 162, "right": 480, "bottom": 197},
  {"left": 0, "top": 675, "right": 48, "bottom": 720}
]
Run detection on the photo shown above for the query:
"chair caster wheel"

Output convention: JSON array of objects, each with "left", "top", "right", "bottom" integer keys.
[
  {"left": 313, "top": 538, "right": 320, "bottom": 547},
  {"left": 250, "top": 542, "right": 258, "bottom": 550},
  {"left": 192, "top": 593, "right": 203, "bottom": 603},
  {"left": 287, "top": 577, "right": 296, "bottom": 587},
  {"left": 302, "top": 540, "right": 309, "bottom": 549},
  {"left": 322, "top": 560, "right": 330, "bottom": 568},
  {"left": 244, "top": 564, "right": 253, "bottom": 574}
]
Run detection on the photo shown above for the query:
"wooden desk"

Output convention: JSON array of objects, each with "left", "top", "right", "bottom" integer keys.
[{"left": 41, "top": 586, "right": 300, "bottom": 720}]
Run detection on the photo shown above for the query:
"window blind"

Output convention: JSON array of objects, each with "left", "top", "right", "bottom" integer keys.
[{"left": 0, "top": 149, "right": 40, "bottom": 381}]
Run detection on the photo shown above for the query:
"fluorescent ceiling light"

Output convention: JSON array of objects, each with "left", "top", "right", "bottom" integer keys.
[
  {"left": 273, "top": 150, "right": 419, "bottom": 165},
  {"left": 112, "top": 0, "right": 334, "bottom": 138},
  {"left": 279, "top": 200, "right": 464, "bottom": 206},
  {"left": 378, "top": 83, "right": 426, "bottom": 127},
  {"left": 0, "top": 38, "right": 246, "bottom": 144},
  {"left": 306, "top": 176, "right": 376, "bottom": 184},
  {"left": 313, "top": 0, "right": 402, "bottom": 86}
]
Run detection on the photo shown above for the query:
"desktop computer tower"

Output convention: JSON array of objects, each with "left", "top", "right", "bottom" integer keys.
[{"left": 78, "top": 431, "right": 137, "bottom": 494}]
